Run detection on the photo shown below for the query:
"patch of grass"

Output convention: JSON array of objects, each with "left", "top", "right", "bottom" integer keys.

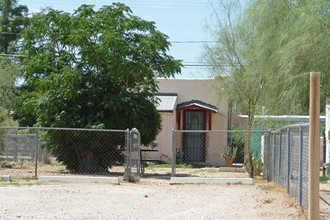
[
  {"left": 176, "top": 162, "right": 204, "bottom": 169},
  {"left": 189, "top": 168, "right": 218, "bottom": 175},
  {"left": 226, "top": 181, "right": 243, "bottom": 185},
  {"left": 0, "top": 182, "right": 20, "bottom": 187},
  {"left": 0, "top": 182, "right": 47, "bottom": 187},
  {"left": 320, "top": 174, "right": 328, "bottom": 182},
  {"left": 145, "top": 161, "right": 208, "bottom": 169},
  {"left": 50, "top": 161, "right": 63, "bottom": 166},
  {"left": 232, "top": 181, "right": 243, "bottom": 185},
  {"left": 177, "top": 173, "right": 191, "bottom": 177},
  {"left": 259, "top": 184, "right": 276, "bottom": 191},
  {"left": 201, "top": 168, "right": 217, "bottom": 173}
]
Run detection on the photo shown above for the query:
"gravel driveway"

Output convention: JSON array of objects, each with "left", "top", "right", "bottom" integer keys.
[{"left": 0, "top": 177, "right": 307, "bottom": 220}]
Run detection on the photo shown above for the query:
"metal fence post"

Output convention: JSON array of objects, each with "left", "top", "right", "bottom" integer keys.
[
  {"left": 299, "top": 127, "right": 303, "bottom": 207},
  {"left": 267, "top": 130, "right": 271, "bottom": 182},
  {"left": 136, "top": 129, "right": 141, "bottom": 180},
  {"left": 273, "top": 133, "right": 276, "bottom": 182},
  {"left": 171, "top": 129, "right": 176, "bottom": 177},
  {"left": 14, "top": 132, "right": 18, "bottom": 162},
  {"left": 278, "top": 130, "right": 282, "bottom": 184},
  {"left": 125, "top": 128, "right": 130, "bottom": 182},
  {"left": 287, "top": 128, "right": 291, "bottom": 194},
  {"left": 34, "top": 128, "right": 39, "bottom": 178},
  {"left": 263, "top": 132, "right": 267, "bottom": 178}
]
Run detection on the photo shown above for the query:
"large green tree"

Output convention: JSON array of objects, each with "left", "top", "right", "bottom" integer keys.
[
  {"left": 0, "top": 0, "right": 29, "bottom": 53},
  {"left": 17, "top": 3, "right": 181, "bottom": 173}
]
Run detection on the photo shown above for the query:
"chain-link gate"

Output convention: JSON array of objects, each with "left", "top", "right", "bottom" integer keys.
[{"left": 0, "top": 127, "right": 140, "bottom": 182}]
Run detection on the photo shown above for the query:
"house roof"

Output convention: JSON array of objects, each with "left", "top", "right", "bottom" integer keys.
[
  {"left": 177, "top": 100, "right": 218, "bottom": 113},
  {"left": 154, "top": 93, "right": 177, "bottom": 112}
]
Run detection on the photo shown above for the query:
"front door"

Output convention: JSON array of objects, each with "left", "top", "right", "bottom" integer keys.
[{"left": 183, "top": 110, "right": 205, "bottom": 162}]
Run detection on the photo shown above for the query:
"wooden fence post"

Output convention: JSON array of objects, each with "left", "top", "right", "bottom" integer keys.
[{"left": 309, "top": 72, "right": 320, "bottom": 220}]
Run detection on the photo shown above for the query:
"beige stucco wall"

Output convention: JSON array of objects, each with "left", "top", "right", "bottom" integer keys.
[
  {"left": 157, "top": 78, "right": 229, "bottom": 166},
  {"left": 149, "top": 111, "right": 176, "bottom": 163}
]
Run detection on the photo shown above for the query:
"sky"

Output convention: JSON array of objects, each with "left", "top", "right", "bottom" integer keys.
[{"left": 19, "top": 0, "right": 216, "bottom": 79}]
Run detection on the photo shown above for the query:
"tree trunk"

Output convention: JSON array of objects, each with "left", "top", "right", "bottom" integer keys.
[
  {"left": 246, "top": 110, "right": 254, "bottom": 178},
  {"left": 75, "top": 148, "right": 108, "bottom": 174}
]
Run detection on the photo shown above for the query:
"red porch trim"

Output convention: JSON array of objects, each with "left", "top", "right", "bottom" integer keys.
[
  {"left": 178, "top": 104, "right": 217, "bottom": 113},
  {"left": 208, "top": 112, "right": 212, "bottom": 130}
]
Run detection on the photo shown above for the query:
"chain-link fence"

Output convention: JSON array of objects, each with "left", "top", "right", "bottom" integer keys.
[
  {"left": 264, "top": 123, "right": 326, "bottom": 209},
  {"left": 171, "top": 129, "right": 269, "bottom": 178},
  {"left": 0, "top": 127, "right": 140, "bottom": 181},
  {"left": 171, "top": 124, "right": 325, "bottom": 209}
]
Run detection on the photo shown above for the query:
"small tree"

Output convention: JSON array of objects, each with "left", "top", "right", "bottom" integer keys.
[
  {"left": 203, "top": 0, "right": 268, "bottom": 177},
  {"left": 17, "top": 3, "right": 181, "bottom": 173},
  {"left": 245, "top": 0, "right": 329, "bottom": 114}
]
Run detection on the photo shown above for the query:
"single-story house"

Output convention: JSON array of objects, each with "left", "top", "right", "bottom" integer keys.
[{"left": 141, "top": 78, "right": 244, "bottom": 166}]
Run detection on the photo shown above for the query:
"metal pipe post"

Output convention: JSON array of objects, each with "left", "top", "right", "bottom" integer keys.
[
  {"left": 171, "top": 129, "right": 176, "bottom": 177},
  {"left": 299, "top": 127, "right": 303, "bottom": 207},
  {"left": 125, "top": 128, "right": 130, "bottom": 182},
  {"left": 267, "top": 130, "right": 271, "bottom": 182},
  {"left": 34, "top": 128, "right": 39, "bottom": 178},
  {"left": 287, "top": 128, "right": 291, "bottom": 194},
  {"left": 273, "top": 133, "right": 276, "bottom": 182},
  {"left": 278, "top": 130, "right": 282, "bottom": 184}
]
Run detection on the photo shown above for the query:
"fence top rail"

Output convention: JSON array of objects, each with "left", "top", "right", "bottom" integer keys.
[
  {"left": 0, "top": 126, "right": 128, "bottom": 132},
  {"left": 174, "top": 129, "right": 269, "bottom": 133},
  {"left": 271, "top": 123, "right": 309, "bottom": 134}
]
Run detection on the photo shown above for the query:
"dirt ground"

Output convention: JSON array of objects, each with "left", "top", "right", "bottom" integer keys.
[
  {"left": 0, "top": 177, "right": 312, "bottom": 220},
  {"left": 1, "top": 164, "right": 329, "bottom": 219}
]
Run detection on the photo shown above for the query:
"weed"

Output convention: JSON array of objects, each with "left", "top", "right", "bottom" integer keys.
[
  {"left": 58, "top": 168, "right": 65, "bottom": 174},
  {"left": 320, "top": 174, "right": 328, "bottom": 182},
  {"left": 259, "top": 184, "right": 276, "bottom": 191},
  {"left": 263, "top": 198, "right": 275, "bottom": 204},
  {"left": 51, "top": 161, "right": 63, "bottom": 166}
]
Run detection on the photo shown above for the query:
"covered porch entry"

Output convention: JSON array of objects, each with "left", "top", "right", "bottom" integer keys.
[{"left": 176, "top": 100, "right": 218, "bottom": 163}]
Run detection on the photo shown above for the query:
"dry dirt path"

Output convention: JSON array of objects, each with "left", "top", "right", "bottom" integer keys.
[{"left": 0, "top": 178, "right": 308, "bottom": 220}]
